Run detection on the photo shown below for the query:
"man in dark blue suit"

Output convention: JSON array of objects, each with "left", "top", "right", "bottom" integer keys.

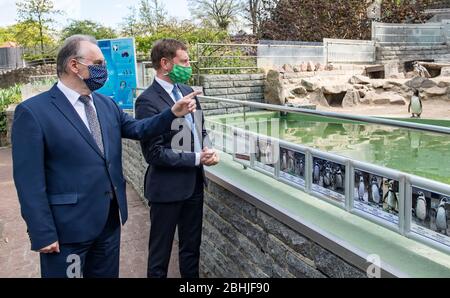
[
  {"left": 11, "top": 35, "right": 199, "bottom": 278},
  {"left": 135, "top": 39, "right": 219, "bottom": 278}
]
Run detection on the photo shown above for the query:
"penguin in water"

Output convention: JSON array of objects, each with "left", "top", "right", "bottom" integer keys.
[
  {"left": 358, "top": 175, "right": 368, "bottom": 202},
  {"left": 313, "top": 161, "right": 320, "bottom": 184},
  {"left": 408, "top": 89, "right": 423, "bottom": 118},
  {"left": 415, "top": 191, "right": 427, "bottom": 223},
  {"left": 436, "top": 197, "right": 448, "bottom": 235},
  {"left": 383, "top": 180, "right": 398, "bottom": 213},
  {"left": 370, "top": 176, "right": 381, "bottom": 205}
]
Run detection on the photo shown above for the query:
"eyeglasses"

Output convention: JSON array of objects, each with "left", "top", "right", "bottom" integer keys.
[{"left": 76, "top": 57, "right": 107, "bottom": 67}]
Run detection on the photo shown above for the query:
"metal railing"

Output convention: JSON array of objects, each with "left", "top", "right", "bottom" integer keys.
[
  {"left": 201, "top": 96, "right": 450, "bottom": 254},
  {"left": 199, "top": 95, "right": 450, "bottom": 135}
]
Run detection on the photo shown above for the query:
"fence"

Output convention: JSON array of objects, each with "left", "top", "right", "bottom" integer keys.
[
  {"left": 372, "top": 21, "right": 446, "bottom": 45},
  {"left": 0, "top": 47, "right": 24, "bottom": 70},
  {"left": 200, "top": 95, "right": 450, "bottom": 254},
  {"left": 324, "top": 39, "right": 376, "bottom": 64},
  {"left": 196, "top": 40, "right": 376, "bottom": 80}
]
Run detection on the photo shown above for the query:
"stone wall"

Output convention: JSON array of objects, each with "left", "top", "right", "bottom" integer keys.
[
  {"left": 376, "top": 45, "right": 450, "bottom": 66},
  {"left": 0, "top": 64, "right": 56, "bottom": 89},
  {"left": 121, "top": 139, "right": 366, "bottom": 278},
  {"left": 3, "top": 105, "right": 16, "bottom": 147},
  {"left": 199, "top": 74, "right": 265, "bottom": 116}
]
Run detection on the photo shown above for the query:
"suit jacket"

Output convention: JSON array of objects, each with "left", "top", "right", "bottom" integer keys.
[
  {"left": 135, "top": 80, "right": 210, "bottom": 203},
  {"left": 12, "top": 84, "right": 177, "bottom": 251}
]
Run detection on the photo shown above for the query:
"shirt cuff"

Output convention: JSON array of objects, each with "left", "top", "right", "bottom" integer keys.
[{"left": 195, "top": 153, "right": 201, "bottom": 166}]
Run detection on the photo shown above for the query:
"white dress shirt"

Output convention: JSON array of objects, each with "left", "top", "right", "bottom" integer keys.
[
  {"left": 154, "top": 77, "right": 201, "bottom": 166},
  {"left": 57, "top": 80, "right": 96, "bottom": 133}
]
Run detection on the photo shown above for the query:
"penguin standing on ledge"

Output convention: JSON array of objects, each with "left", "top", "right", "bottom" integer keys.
[{"left": 408, "top": 89, "right": 423, "bottom": 118}]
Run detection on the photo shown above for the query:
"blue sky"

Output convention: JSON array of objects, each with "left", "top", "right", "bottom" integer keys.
[{"left": 0, "top": 0, "right": 191, "bottom": 28}]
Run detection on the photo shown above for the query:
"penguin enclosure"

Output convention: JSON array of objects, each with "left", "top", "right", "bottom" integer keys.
[{"left": 202, "top": 97, "right": 450, "bottom": 261}]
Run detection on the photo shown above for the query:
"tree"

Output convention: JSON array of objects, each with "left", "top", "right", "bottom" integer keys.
[
  {"left": 139, "top": 0, "right": 167, "bottom": 34},
  {"left": 121, "top": 6, "right": 140, "bottom": 37},
  {"left": 61, "top": 20, "right": 117, "bottom": 40},
  {"left": 242, "top": 0, "right": 279, "bottom": 37},
  {"left": 188, "top": 0, "right": 243, "bottom": 31},
  {"left": 16, "top": 0, "right": 61, "bottom": 56}
]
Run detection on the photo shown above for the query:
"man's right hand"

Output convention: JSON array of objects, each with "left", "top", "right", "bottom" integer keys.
[
  {"left": 38, "top": 241, "right": 60, "bottom": 254},
  {"left": 171, "top": 91, "right": 202, "bottom": 117}
]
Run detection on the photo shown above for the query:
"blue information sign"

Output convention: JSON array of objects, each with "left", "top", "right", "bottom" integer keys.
[{"left": 97, "top": 38, "right": 137, "bottom": 110}]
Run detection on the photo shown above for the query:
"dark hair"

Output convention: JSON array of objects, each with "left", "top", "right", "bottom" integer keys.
[
  {"left": 151, "top": 39, "right": 187, "bottom": 70},
  {"left": 56, "top": 35, "right": 97, "bottom": 77}
]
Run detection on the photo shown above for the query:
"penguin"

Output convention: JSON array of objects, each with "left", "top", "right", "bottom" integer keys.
[
  {"left": 413, "top": 61, "right": 431, "bottom": 78},
  {"left": 294, "top": 157, "right": 304, "bottom": 177},
  {"left": 408, "top": 89, "right": 423, "bottom": 118},
  {"left": 383, "top": 180, "right": 398, "bottom": 213},
  {"left": 298, "top": 157, "right": 305, "bottom": 177},
  {"left": 281, "top": 152, "right": 287, "bottom": 171},
  {"left": 370, "top": 176, "right": 381, "bottom": 204},
  {"left": 436, "top": 197, "right": 448, "bottom": 235},
  {"left": 334, "top": 167, "right": 344, "bottom": 191},
  {"left": 358, "top": 175, "right": 368, "bottom": 202},
  {"left": 415, "top": 191, "right": 427, "bottom": 222},
  {"left": 287, "top": 155, "right": 295, "bottom": 174},
  {"left": 313, "top": 161, "right": 320, "bottom": 184},
  {"left": 323, "top": 163, "right": 332, "bottom": 187}
]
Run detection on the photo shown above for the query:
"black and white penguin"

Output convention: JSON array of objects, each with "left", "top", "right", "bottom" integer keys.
[
  {"left": 295, "top": 157, "right": 305, "bottom": 177},
  {"left": 324, "top": 163, "right": 332, "bottom": 187},
  {"left": 415, "top": 191, "right": 427, "bottom": 222},
  {"left": 408, "top": 89, "right": 423, "bottom": 118},
  {"left": 334, "top": 167, "right": 344, "bottom": 191},
  {"left": 383, "top": 180, "right": 398, "bottom": 213},
  {"left": 358, "top": 175, "right": 368, "bottom": 202},
  {"left": 370, "top": 176, "right": 381, "bottom": 205},
  {"left": 313, "top": 161, "right": 320, "bottom": 184},
  {"left": 436, "top": 197, "right": 448, "bottom": 235}
]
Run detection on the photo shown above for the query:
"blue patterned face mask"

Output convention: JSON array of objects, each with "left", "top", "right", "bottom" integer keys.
[{"left": 77, "top": 61, "right": 108, "bottom": 92}]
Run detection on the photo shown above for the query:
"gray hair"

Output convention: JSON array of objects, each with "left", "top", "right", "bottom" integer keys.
[{"left": 56, "top": 35, "right": 97, "bottom": 77}]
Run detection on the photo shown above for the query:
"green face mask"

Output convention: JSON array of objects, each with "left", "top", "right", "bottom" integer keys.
[{"left": 168, "top": 63, "right": 192, "bottom": 84}]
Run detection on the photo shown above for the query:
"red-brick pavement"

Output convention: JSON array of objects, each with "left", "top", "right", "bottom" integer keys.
[{"left": 0, "top": 147, "right": 180, "bottom": 278}]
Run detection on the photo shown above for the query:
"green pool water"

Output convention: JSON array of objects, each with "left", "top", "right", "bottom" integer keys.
[{"left": 208, "top": 112, "right": 450, "bottom": 185}]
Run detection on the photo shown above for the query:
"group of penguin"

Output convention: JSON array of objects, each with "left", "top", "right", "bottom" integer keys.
[
  {"left": 313, "top": 160, "right": 345, "bottom": 192},
  {"left": 414, "top": 192, "right": 448, "bottom": 236},
  {"left": 281, "top": 150, "right": 305, "bottom": 177},
  {"left": 355, "top": 175, "right": 398, "bottom": 213}
]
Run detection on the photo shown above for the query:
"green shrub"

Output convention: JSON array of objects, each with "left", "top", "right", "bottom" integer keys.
[{"left": 0, "top": 84, "right": 22, "bottom": 135}]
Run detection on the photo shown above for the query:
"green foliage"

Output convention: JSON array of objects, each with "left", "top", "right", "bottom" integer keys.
[
  {"left": 135, "top": 22, "right": 230, "bottom": 57},
  {"left": 0, "top": 85, "right": 22, "bottom": 135},
  {"left": 61, "top": 20, "right": 118, "bottom": 41}
]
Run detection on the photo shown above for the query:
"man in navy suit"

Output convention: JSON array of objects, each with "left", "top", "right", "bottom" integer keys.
[
  {"left": 11, "top": 35, "right": 199, "bottom": 278},
  {"left": 135, "top": 39, "right": 219, "bottom": 278}
]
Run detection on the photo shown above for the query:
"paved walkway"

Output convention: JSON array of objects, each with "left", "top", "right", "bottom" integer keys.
[{"left": 0, "top": 147, "right": 179, "bottom": 278}]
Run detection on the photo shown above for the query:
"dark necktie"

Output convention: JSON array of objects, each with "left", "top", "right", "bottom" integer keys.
[{"left": 79, "top": 95, "right": 105, "bottom": 156}]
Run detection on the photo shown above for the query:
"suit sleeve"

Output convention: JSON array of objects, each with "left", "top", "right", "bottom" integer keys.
[
  {"left": 12, "top": 104, "right": 58, "bottom": 251},
  {"left": 111, "top": 99, "right": 177, "bottom": 141},
  {"left": 135, "top": 95, "right": 196, "bottom": 168}
]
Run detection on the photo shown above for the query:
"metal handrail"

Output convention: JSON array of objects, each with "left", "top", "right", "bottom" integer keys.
[{"left": 198, "top": 95, "right": 450, "bottom": 135}]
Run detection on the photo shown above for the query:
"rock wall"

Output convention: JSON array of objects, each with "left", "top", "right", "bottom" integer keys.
[
  {"left": 199, "top": 74, "right": 265, "bottom": 116},
  {"left": 377, "top": 45, "right": 450, "bottom": 66},
  {"left": 0, "top": 64, "right": 56, "bottom": 89},
  {"left": 121, "top": 139, "right": 366, "bottom": 278}
]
